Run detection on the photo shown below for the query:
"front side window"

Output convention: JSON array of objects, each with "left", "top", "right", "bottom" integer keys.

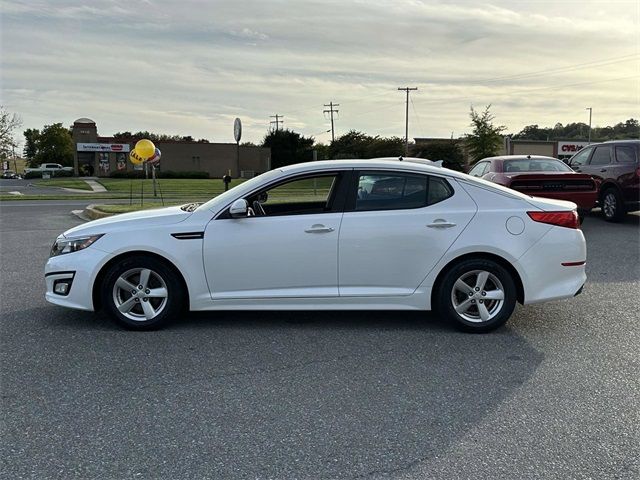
[
  {"left": 589, "top": 146, "right": 612, "bottom": 166},
  {"left": 354, "top": 172, "right": 452, "bottom": 211},
  {"left": 468, "top": 162, "right": 488, "bottom": 177},
  {"left": 569, "top": 147, "right": 592, "bottom": 167},
  {"left": 615, "top": 146, "right": 637, "bottom": 164},
  {"left": 247, "top": 173, "right": 340, "bottom": 217}
]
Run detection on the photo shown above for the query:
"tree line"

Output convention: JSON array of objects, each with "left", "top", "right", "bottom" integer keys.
[{"left": 2, "top": 104, "right": 638, "bottom": 170}]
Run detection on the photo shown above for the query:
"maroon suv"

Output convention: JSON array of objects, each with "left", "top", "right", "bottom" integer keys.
[{"left": 568, "top": 140, "right": 640, "bottom": 221}]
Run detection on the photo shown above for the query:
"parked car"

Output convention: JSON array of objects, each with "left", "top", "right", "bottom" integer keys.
[
  {"left": 24, "top": 163, "right": 74, "bottom": 178},
  {"left": 467, "top": 155, "right": 597, "bottom": 219},
  {"left": 45, "top": 158, "right": 586, "bottom": 333},
  {"left": 1, "top": 170, "right": 21, "bottom": 179},
  {"left": 567, "top": 140, "right": 640, "bottom": 221}
]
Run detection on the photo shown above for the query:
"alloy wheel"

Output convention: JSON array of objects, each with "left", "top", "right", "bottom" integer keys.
[
  {"left": 603, "top": 192, "right": 616, "bottom": 219},
  {"left": 112, "top": 268, "right": 168, "bottom": 321},
  {"left": 450, "top": 270, "right": 505, "bottom": 323}
]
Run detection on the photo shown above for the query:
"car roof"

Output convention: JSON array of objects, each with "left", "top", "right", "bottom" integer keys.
[
  {"left": 478, "top": 155, "right": 560, "bottom": 162},
  {"left": 278, "top": 158, "right": 464, "bottom": 178}
]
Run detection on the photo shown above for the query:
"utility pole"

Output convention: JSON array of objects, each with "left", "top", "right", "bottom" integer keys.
[
  {"left": 270, "top": 114, "right": 284, "bottom": 131},
  {"left": 585, "top": 107, "right": 593, "bottom": 143},
  {"left": 398, "top": 87, "right": 418, "bottom": 155},
  {"left": 323, "top": 102, "right": 340, "bottom": 143}
]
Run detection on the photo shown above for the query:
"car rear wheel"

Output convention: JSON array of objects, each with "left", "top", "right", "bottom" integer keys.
[
  {"left": 601, "top": 188, "right": 625, "bottom": 222},
  {"left": 435, "top": 259, "right": 517, "bottom": 333},
  {"left": 101, "top": 255, "right": 184, "bottom": 330}
]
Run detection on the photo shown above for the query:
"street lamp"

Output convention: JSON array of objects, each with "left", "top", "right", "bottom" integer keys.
[{"left": 585, "top": 107, "right": 592, "bottom": 143}]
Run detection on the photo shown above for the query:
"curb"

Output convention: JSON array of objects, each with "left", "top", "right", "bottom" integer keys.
[{"left": 84, "top": 204, "right": 113, "bottom": 220}]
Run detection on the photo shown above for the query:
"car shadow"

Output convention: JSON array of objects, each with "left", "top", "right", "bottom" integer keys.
[{"left": 11, "top": 306, "right": 544, "bottom": 478}]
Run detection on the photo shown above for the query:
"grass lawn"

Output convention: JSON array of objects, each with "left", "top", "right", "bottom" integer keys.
[
  {"left": 97, "top": 178, "right": 246, "bottom": 199},
  {"left": 33, "top": 178, "right": 93, "bottom": 190}
]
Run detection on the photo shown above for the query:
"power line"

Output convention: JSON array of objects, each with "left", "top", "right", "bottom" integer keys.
[
  {"left": 473, "top": 54, "right": 639, "bottom": 84},
  {"left": 398, "top": 87, "right": 418, "bottom": 155},
  {"left": 269, "top": 114, "right": 284, "bottom": 131},
  {"left": 323, "top": 101, "right": 340, "bottom": 143}
]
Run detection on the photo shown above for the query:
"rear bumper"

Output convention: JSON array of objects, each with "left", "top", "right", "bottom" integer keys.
[{"left": 515, "top": 226, "right": 587, "bottom": 305}]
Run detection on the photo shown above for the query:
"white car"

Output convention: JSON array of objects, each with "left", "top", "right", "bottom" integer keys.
[{"left": 45, "top": 158, "right": 586, "bottom": 332}]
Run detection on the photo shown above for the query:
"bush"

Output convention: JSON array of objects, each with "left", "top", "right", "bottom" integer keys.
[
  {"left": 108, "top": 170, "right": 210, "bottom": 179},
  {"left": 108, "top": 170, "right": 145, "bottom": 179},
  {"left": 158, "top": 171, "right": 210, "bottom": 179}
]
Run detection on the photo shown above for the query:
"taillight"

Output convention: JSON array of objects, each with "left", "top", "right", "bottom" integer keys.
[{"left": 527, "top": 211, "right": 580, "bottom": 229}]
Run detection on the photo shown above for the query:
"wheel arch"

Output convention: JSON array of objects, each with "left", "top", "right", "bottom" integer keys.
[
  {"left": 599, "top": 181, "right": 622, "bottom": 199},
  {"left": 92, "top": 250, "right": 190, "bottom": 311},
  {"left": 430, "top": 252, "right": 525, "bottom": 307}
]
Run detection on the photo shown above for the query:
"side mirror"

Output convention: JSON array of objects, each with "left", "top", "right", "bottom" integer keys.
[{"left": 229, "top": 198, "right": 249, "bottom": 218}]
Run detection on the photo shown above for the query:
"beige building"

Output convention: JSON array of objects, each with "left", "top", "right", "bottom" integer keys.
[
  {"left": 71, "top": 118, "right": 270, "bottom": 177},
  {"left": 413, "top": 137, "right": 589, "bottom": 164}
]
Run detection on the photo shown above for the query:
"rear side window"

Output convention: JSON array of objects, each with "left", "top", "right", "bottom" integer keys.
[
  {"left": 589, "top": 146, "right": 612, "bottom": 166},
  {"left": 354, "top": 172, "right": 452, "bottom": 211},
  {"left": 615, "top": 146, "right": 637, "bottom": 164}
]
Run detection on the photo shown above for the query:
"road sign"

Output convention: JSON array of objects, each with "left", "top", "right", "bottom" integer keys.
[{"left": 234, "top": 118, "right": 242, "bottom": 143}]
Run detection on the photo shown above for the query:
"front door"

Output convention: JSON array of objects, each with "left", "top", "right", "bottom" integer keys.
[
  {"left": 203, "top": 171, "right": 348, "bottom": 300},
  {"left": 338, "top": 171, "right": 476, "bottom": 296}
]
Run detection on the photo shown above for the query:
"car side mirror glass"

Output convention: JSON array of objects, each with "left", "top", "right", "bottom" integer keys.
[{"left": 229, "top": 199, "right": 249, "bottom": 218}]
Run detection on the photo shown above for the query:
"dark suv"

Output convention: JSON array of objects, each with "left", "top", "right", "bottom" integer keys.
[{"left": 568, "top": 140, "right": 640, "bottom": 221}]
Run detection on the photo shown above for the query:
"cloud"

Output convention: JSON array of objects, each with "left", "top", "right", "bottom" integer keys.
[{"left": 1, "top": 0, "right": 638, "bottom": 144}]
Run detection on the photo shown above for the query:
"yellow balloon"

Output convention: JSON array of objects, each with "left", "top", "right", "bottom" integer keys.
[
  {"left": 129, "top": 149, "right": 146, "bottom": 165},
  {"left": 135, "top": 139, "right": 156, "bottom": 159}
]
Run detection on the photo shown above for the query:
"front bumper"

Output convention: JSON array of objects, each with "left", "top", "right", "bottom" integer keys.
[{"left": 45, "top": 247, "right": 113, "bottom": 311}]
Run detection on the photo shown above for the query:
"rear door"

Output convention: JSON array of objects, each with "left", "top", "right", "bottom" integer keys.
[{"left": 338, "top": 170, "right": 476, "bottom": 297}]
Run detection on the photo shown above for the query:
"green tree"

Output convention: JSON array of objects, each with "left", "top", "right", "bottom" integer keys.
[
  {"left": 35, "top": 123, "right": 74, "bottom": 167},
  {"left": 23, "top": 128, "right": 40, "bottom": 167},
  {"left": 413, "top": 141, "right": 465, "bottom": 171},
  {"left": 465, "top": 105, "right": 506, "bottom": 163},
  {"left": 328, "top": 130, "right": 404, "bottom": 159},
  {"left": 0, "top": 106, "right": 22, "bottom": 160},
  {"left": 262, "top": 129, "right": 314, "bottom": 168}
]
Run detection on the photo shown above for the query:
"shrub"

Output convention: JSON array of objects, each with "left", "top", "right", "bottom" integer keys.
[{"left": 108, "top": 170, "right": 210, "bottom": 179}]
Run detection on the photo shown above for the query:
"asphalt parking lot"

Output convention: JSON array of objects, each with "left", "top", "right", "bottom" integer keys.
[{"left": 1, "top": 202, "right": 638, "bottom": 479}]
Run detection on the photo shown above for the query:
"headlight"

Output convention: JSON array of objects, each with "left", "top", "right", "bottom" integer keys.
[{"left": 50, "top": 234, "right": 103, "bottom": 257}]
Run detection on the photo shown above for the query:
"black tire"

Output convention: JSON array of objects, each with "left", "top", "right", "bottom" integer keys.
[
  {"left": 601, "top": 188, "right": 626, "bottom": 222},
  {"left": 100, "top": 255, "right": 185, "bottom": 330},
  {"left": 435, "top": 258, "right": 517, "bottom": 333}
]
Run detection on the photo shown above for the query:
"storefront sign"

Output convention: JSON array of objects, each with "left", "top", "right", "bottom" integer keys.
[
  {"left": 77, "top": 143, "right": 130, "bottom": 152},
  {"left": 557, "top": 141, "right": 589, "bottom": 154}
]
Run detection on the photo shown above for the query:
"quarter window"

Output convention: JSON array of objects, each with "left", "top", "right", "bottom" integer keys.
[{"left": 589, "top": 146, "right": 612, "bottom": 166}]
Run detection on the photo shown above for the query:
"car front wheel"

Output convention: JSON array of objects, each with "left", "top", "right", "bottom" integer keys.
[
  {"left": 100, "top": 255, "right": 184, "bottom": 330},
  {"left": 435, "top": 259, "right": 517, "bottom": 333}
]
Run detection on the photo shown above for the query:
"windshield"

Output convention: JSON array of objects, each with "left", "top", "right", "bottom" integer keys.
[
  {"left": 197, "top": 169, "right": 283, "bottom": 212},
  {"left": 504, "top": 158, "right": 572, "bottom": 173}
]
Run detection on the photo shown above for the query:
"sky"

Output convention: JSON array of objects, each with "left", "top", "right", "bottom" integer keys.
[{"left": 1, "top": 0, "right": 639, "bottom": 146}]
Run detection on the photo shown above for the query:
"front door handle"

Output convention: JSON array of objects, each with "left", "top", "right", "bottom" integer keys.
[
  {"left": 427, "top": 219, "right": 456, "bottom": 229},
  {"left": 600, "top": 169, "right": 607, "bottom": 172},
  {"left": 305, "top": 224, "right": 334, "bottom": 234}
]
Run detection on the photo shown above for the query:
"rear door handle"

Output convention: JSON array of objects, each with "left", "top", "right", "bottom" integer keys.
[
  {"left": 305, "top": 224, "right": 334, "bottom": 234},
  {"left": 427, "top": 220, "right": 456, "bottom": 229},
  {"left": 600, "top": 169, "right": 607, "bottom": 172}
]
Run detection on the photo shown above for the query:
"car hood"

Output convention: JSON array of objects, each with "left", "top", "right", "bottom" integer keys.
[{"left": 63, "top": 205, "right": 192, "bottom": 237}]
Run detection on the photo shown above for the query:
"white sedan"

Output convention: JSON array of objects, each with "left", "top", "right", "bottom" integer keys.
[{"left": 45, "top": 158, "right": 586, "bottom": 332}]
